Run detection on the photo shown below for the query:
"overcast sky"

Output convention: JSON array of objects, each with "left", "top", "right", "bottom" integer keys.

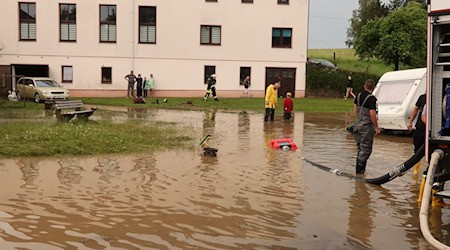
[{"left": 308, "top": 0, "right": 359, "bottom": 49}]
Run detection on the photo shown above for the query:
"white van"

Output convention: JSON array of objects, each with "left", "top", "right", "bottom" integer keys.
[{"left": 372, "top": 68, "right": 426, "bottom": 131}]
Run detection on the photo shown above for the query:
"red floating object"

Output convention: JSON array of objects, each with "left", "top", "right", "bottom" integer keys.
[{"left": 270, "top": 138, "right": 297, "bottom": 151}]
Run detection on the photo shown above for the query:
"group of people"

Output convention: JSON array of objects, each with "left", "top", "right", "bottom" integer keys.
[
  {"left": 264, "top": 78, "right": 294, "bottom": 122},
  {"left": 203, "top": 74, "right": 254, "bottom": 101},
  {"left": 202, "top": 74, "right": 294, "bottom": 122},
  {"left": 124, "top": 71, "right": 156, "bottom": 98}
]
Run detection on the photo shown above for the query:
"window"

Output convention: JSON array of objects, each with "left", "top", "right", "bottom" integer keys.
[
  {"left": 102, "top": 67, "right": 112, "bottom": 83},
  {"left": 240, "top": 67, "right": 251, "bottom": 85},
  {"left": 376, "top": 80, "right": 414, "bottom": 104},
  {"left": 139, "top": 6, "right": 156, "bottom": 44},
  {"left": 242, "top": 0, "right": 253, "bottom": 3},
  {"left": 60, "top": 4, "right": 76, "bottom": 42},
  {"left": 62, "top": 66, "right": 73, "bottom": 83},
  {"left": 100, "top": 5, "right": 116, "bottom": 42},
  {"left": 201, "top": 25, "right": 221, "bottom": 45},
  {"left": 278, "top": 0, "right": 289, "bottom": 4},
  {"left": 204, "top": 66, "right": 215, "bottom": 84},
  {"left": 272, "top": 28, "right": 292, "bottom": 48},
  {"left": 19, "top": 2, "right": 36, "bottom": 41}
]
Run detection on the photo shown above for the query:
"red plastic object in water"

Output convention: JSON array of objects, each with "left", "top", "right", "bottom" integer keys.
[{"left": 270, "top": 138, "right": 297, "bottom": 151}]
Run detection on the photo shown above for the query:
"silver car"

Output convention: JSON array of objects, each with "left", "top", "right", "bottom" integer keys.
[{"left": 16, "top": 77, "right": 70, "bottom": 103}]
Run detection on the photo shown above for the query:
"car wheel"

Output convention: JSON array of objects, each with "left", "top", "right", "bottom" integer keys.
[{"left": 34, "top": 93, "right": 41, "bottom": 103}]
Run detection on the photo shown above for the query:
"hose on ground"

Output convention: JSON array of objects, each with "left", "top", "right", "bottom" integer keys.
[{"left": 365, "top": 144, "right": 425, "bottom": 185}]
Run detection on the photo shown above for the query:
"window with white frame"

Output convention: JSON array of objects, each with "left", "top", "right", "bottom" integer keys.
[
  {"left": 60, "top": 4, "right": 76, "bottom": 42},
  {"left": 62, "top": 66, "right": 73, "bottom": 83},
  {"left": 100, "top": 5, "right": 116, "bottom": 42},
  {"left": 139, "top": 6, "right": 156, "bottom": 44},
  {"left": 19, "top": 2, "right": 36, "bottom": 41},
  {"left": 200, "top": 25, "right": 221, "bottom": 45}
]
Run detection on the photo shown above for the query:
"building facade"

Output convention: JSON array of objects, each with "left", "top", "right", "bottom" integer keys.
[{"left": 0, "top": 0, "right": 309, "bottom": 98}]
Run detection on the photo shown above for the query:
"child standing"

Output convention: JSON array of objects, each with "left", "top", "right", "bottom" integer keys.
[{"left": 283, "top": 92, "right": 294, "bottom": 121}]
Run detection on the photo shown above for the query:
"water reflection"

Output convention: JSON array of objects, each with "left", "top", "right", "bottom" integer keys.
[
  {"left": 57, "top": 158, "right": 83, "bottom": 187},
  {"left": 0, "top": 110, "right": 442, "bottom": 249},
  {"left": 347, "top": 181, "right": 373, "bottom": 248},
  {"left": 18, "top": 159, "right": 40, "bottom": 189},
  {"left": 263, "top": 122, "right": 276, "bottom": 164},
  {"left": 237, "top": 111, "right": 250, "bottom": 151}
]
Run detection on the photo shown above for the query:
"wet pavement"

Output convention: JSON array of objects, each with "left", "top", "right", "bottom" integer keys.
[{"left": 0, "top": 108, "right": 447, "bottom": 249}]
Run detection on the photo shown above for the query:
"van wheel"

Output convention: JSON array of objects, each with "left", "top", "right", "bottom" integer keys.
[{"left": 34, "top": 93, "right": 41, "bottom": 103}]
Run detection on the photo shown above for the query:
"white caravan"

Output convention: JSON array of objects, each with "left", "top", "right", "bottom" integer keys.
[{"left": 372, "top": 68, "right": 426, "bottom": 131}]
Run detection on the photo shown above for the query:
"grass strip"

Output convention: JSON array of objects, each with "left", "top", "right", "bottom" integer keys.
[
  {"left": 0, "top": 120, "right": 192, "bottom": 158},
  {"left": 81, "top": 97, "right": 355, "bottom": 113}
]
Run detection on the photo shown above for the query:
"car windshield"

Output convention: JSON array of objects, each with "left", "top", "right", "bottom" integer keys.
[
  {"left": 35, "top": 80, "right": 61, "bottom": 87},
  {"left": 309, "top": 59, "right": 336, "bottom": 68},
  {"left": 318, "top": 60, "right": 335, "bottom": 68}
]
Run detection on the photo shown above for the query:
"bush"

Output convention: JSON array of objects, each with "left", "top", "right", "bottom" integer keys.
[{"left": 306, "top": 64, "right": 380, "bottom": 97}]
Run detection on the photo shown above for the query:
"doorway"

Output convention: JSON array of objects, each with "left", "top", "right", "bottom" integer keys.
[
  {"left": 13, "top": 64, "right": 49, "bottom": 78},
  {"left": 0, "top": 65, "right": 12, "bottom": 98},
  {"left": 265, "top": 67, "right": 296, "bottom": 97}
]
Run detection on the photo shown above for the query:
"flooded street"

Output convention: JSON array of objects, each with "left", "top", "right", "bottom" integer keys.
[{"left": 0, "top": 109, "right": 446, "bottom": 249}]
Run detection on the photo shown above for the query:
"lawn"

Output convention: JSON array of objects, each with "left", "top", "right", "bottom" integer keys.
[{"left": 82, "top": 97, "right": 355, "bottom": 113}]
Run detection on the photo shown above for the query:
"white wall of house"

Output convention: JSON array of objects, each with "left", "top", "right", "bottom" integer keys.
[{"left": 0, "top": 0, "right": 308, "bottom": 97}]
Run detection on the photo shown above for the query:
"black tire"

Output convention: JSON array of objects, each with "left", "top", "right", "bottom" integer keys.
[{"left": 34, "top": 93, "right": 41, "bottom": 103}]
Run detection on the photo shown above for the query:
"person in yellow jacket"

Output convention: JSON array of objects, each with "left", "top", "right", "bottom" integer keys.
[{"left": 264, "top": 80, "right": 281, "bottom": 122}]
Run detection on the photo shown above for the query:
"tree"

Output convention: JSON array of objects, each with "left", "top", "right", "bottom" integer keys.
[
  {"left": 354, "top": 2, "right": 427, "bottom": 70},
  {"left": 346, "top": 0, "right": 389, "bottom": 47}
]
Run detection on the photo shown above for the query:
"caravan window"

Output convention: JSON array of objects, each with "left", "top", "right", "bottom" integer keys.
[{"left": 376, "top": 80, "right": 415, "bottom": 104}]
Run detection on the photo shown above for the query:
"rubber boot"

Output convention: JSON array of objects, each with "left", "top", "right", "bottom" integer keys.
[
  {"left": 356, "top": 160, "right": 366, "bottom": 174},
  {"left": 413, "top": 162, "right": 420, "bottom": 175},
  {"left": 417, "top": 174, "right": 426, "bottom": 203},
  {"left": 432, "top": 188, "right": 446, "bottom": 207}
]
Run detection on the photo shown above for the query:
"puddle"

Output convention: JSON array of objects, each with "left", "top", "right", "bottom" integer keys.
[{"left": 0, "top": 109, "right": 441, "bottom": 249}]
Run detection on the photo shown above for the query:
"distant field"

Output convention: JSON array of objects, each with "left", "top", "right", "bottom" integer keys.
[{"left": 308, "top": 48, "right": 413, "bottom": 76}]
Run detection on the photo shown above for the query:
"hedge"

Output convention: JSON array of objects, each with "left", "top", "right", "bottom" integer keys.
[{"left": 306, "top": 64, "right": 381, "bottom": 98}]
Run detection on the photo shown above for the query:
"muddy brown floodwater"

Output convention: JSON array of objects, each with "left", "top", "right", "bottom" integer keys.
[{"left": 0, "top": 109, "right": 448, "bottom": 249}]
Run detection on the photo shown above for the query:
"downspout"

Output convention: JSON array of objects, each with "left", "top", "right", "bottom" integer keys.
[
  {"left": 419, "top": 149, "right": 450, "bottom": 250},
  {"left": 131, "top": 0, "right": 135, "bottom": 71}
]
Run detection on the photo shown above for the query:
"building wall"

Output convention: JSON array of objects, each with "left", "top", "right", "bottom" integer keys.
[{"left": 0, "top": 0, "right": 308, "bottom": 98}]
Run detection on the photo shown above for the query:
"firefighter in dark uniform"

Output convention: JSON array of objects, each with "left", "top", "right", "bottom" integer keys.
[{"left": 203, "top": 74, "right": 219, "bottom": 101}]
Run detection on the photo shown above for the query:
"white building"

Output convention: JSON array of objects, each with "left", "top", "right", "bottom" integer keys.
[{"left": 0, "top": 0, "right": 309, "bottom": 98}]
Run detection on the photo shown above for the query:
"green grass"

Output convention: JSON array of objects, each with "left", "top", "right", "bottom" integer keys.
[
  {"left": 308, "top": 48, "right": 413, "bottom": 76},
  {"left": 0, "top": 119, "right": 192, "bottom": 158},
  {"left": 82, "top": 97, "right": 355, "bottom": 113}
]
